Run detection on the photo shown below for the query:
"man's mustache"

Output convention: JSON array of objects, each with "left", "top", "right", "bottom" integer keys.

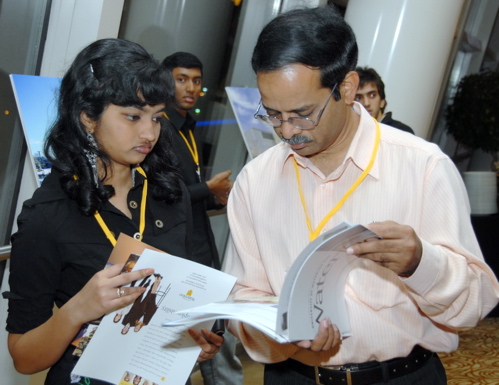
[{"left": 280, "top": 135, "right": 312, "bottom": 144}]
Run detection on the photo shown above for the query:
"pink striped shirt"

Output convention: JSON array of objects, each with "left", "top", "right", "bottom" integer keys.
[{"left": 225, "top": 103, "right": 499, "bottom": 366}]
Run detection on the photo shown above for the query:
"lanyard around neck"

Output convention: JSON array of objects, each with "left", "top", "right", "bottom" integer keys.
[
  {"left": 294, "top": 118, "right": 381, "bottom": 241},
  {"left": 178, "top": 130, "right": 201, "bottom": 180},
  {"left": 94, "top": 166, "right": 148, "bottom": 246}
]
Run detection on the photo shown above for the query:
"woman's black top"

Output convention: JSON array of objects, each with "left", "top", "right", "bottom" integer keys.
[{"left": 6, "top": 169, "right": 193, "bottom": 384}]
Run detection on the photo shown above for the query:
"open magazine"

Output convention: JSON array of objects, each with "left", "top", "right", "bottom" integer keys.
[
  {"left": 71, "top": 234, "right": 237, "bottom": 385},
  {"left": 163, "top": 222, "right": 380, "bottom": 343}
]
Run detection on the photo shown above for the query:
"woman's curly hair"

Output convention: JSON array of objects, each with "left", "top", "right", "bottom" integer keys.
[{"left": 44, "top": 38, "right": 182, "bottom": 216}]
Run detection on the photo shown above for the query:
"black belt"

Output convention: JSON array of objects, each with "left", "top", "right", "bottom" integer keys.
[{"left": 271, "top": 345, "right": 434, "bottom": 385}]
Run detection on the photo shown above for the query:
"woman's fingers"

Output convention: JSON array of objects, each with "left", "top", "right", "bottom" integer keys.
[
  {"left": 68, "top": 265, "right": 154, "bottom": 324},
  {"left": 188, "top": 328, "right": 223, "bottom": 362}
]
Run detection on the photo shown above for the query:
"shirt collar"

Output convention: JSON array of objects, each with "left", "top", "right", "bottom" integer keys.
[
  {"left": 346, "top": 102, "right": 380, "bottom": 180},
  {"left": 279, "top": 102, "right": 380, "bottom": 180},
  {"left": 165, "top": 106, "right": 196, "bottom": 133},
  {"left": 99, "top": 167, "right": 146, "bottom": 214},
  {"left": 132, "top": 167, "right": 146, "bottom": 188}
]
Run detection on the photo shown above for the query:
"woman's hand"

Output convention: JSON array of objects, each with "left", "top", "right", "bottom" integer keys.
[
  {"left": 67, "top": 263, "right": 154, "bottom": 326},
  {"left": 8, "top": 264, "right": 155, "bottom": 374},
  {"left": 188, "top": 328, "right": 224, "bottom": 362}
]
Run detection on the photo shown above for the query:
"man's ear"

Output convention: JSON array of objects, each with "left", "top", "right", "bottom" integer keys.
[
  {"left": 341, "top": 71, "right": 360, "bottom": 105},
  {"left": 80, "top": 111, "right": 96, "bottom": 133},
  {"left": 380, "top": 99, "right": 386, "bottom": 110}
]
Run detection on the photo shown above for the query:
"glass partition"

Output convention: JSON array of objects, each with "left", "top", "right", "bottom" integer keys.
[{"left": 0, "top": 0, "right": 52, "bottom": 277}]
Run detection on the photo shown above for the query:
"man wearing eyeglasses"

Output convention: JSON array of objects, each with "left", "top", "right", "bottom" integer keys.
[{"left": 224, "top": 5, "right": 499, "bottom": 385}]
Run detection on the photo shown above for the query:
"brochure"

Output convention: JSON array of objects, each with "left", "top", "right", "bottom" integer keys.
[{"left": 71, "top": 234, "right": 237, "bottom": 385}]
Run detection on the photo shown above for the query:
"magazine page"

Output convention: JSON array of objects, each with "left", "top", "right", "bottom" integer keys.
[
  {"left": 282, "top": 250, "right": 356, "bottom": 340},
  {"left": 164, "top": 222, "right": 380, "bottom": 343},
  {"left": 164, "top": 251, "right": 354, "bottom": 343},
  {"left": 72, "top": 246, "right": 237, "bottom": 385},
  {"left": 163, "top": 297, "right": 290, "bottom": 343},
  {"left": 278, "top": 222, "right": 380, "bottom": 340}
]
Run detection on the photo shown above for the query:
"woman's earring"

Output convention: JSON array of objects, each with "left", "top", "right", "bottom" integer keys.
[{"left": 85, "top": 132, "right": 99, "bottom": 187}]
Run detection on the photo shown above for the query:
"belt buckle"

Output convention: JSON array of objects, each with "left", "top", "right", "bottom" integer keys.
[{"left": 314, "top": 365, "right": 356, "bottom": 385}]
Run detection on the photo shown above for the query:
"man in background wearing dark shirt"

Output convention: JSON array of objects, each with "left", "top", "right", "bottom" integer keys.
[
  {"left": 355, "top": 66, "right": 414, "bottom": 134},
  {"left": 162, "top": 52, "right": 242, "bottom": 385}
]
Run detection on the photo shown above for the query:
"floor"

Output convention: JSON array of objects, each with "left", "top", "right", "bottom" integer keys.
[
  {"left": 440, "top": 317, "right": 499, "bottom": 384},
  {"left": 192, "top": 317, "right": 499, "bottom": 385}
]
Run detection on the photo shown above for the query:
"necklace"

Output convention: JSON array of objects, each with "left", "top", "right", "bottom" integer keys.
[
  {"left": 294, "top": 118, "right": 380, "bottom": 241},
  {"left": 94, "top": 166, "right": 148, "bottom": 246}
]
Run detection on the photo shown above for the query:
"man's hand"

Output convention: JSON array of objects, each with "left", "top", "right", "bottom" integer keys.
[
  {"left": 346, "top": 221, "right": 422, "bottom": 276},
  {"left": 294, "top": 318, "right": 341, "bottom": 352},
  {"left": 206, "top": 170, "right": 233, "bottom": 206}
]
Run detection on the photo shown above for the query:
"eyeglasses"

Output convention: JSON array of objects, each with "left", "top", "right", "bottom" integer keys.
[{"left": 253, "top": 84, "right": 337, "bottom": 130}]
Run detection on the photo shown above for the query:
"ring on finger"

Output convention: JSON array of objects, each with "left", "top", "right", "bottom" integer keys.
[{"left": 116, "top": 287, "right": 125, "bottom": 298}]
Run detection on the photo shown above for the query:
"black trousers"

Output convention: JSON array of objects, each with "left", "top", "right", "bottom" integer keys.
[{"left": 264, "top": 354, "right": 447, "bottom": 385}]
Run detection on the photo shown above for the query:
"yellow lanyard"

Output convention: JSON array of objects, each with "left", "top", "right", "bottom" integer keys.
[
  {"left": 94, "top": 166, "right": 148, "bottom": 246},
  {"left": 178, "top": 130, "right": 201, "bottom": 180},
  {"left": 294, "top": 119, "right": 380, "bottom": 241}
]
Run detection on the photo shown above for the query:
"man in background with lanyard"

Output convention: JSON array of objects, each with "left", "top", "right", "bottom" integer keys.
[
  {"left": 223, "top": 5, "right": 499, "bottom": 385},
  {"left": 162, "top": 52, "right": 242, "bottom": 385}
]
